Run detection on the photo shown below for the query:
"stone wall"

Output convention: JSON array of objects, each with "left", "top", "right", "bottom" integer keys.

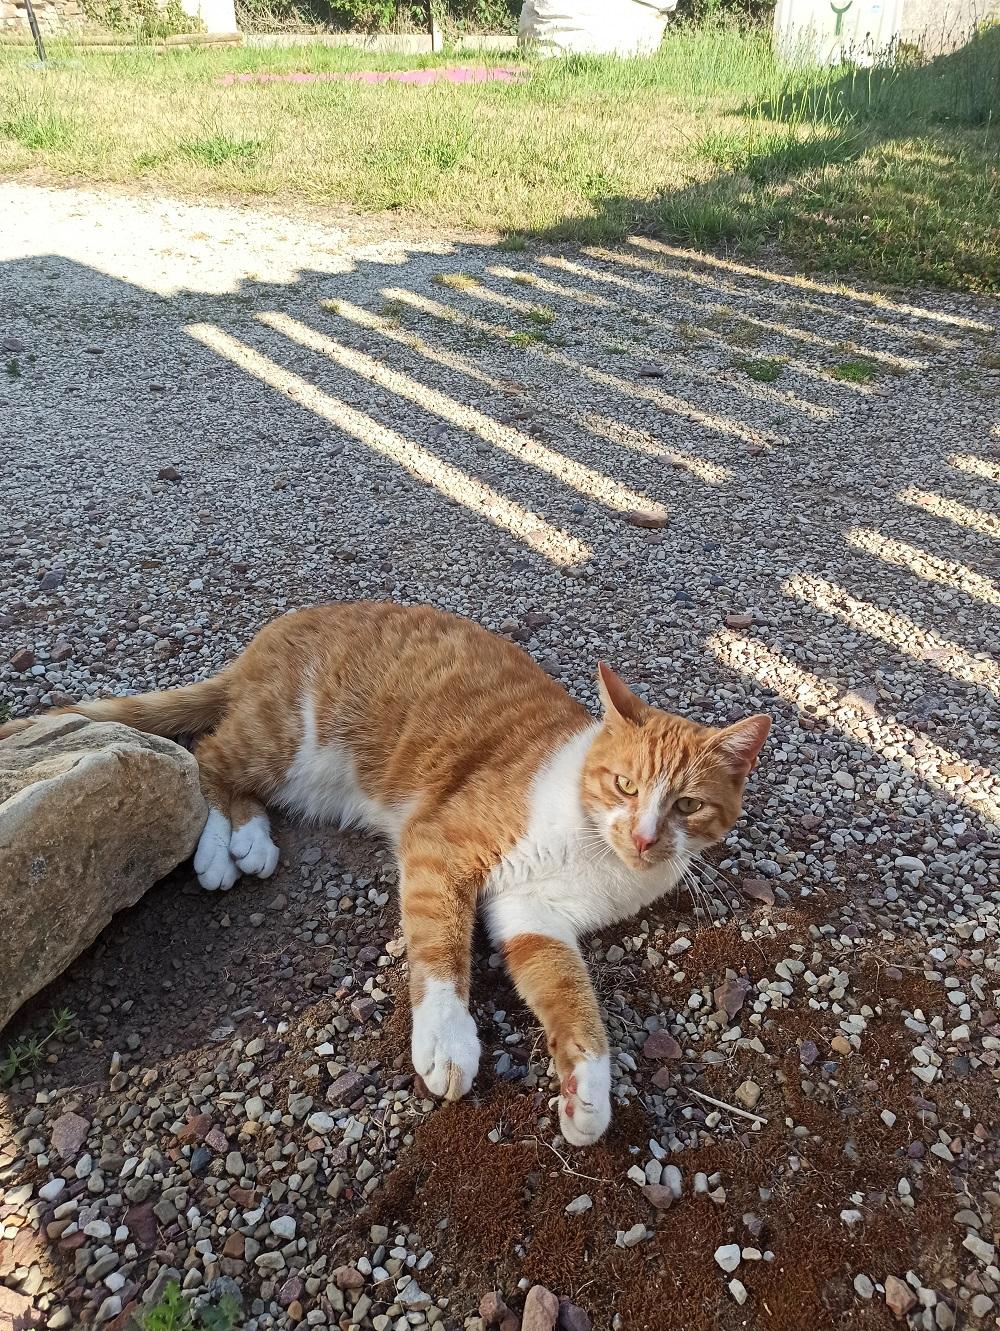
[
  {"left": 0, "top": 0, "right": 241, "bottom": 31},
  {"left": 1, "top": 0, "right": 86, "bottom": 31}
]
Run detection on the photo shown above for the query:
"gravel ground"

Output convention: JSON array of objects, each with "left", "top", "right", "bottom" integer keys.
[{"left": 0, "top": 182, "right": 998, "bottom": 1331}]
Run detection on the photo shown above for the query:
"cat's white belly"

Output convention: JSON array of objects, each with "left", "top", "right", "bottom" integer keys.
[
  {"left": 481, "top": 725, "right": 686, "bottom": 945},
  {"left": 276, "top": 693, "right": 413, "bottom": 843}
]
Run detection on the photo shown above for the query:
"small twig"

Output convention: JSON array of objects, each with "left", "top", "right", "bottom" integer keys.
[
  {"left": 504, "top": 1135, "right": 610, "bottom": 1185},
  {"left": 686, "top": 1087, "right": 769, "bottom": 1126},
  {"left": 541, "top": 1138, "right": 611, "bottom": 1184}
]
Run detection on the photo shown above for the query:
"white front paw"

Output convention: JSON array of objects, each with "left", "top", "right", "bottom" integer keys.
[
  {"left": 194, "top": 809, "right": 239, "bottom": 891},
  {"left": 229, "top": 816, "right": 280, "bottom": 878},
  {"left": 559, "top": 1052, "right": 611, "bottom": 1147},
  {"left": 411, "top": 979, "right": 480, "bottom": 1101}
]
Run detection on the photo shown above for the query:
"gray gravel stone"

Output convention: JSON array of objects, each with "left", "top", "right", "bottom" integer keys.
[{"left": 1, "top": 180, "right": 998, "bottom": 1331}]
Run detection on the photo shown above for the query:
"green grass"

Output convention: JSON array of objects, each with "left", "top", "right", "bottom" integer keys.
[
  {"left": 696, "top": 121, "right": 864, "bottom": 182},
  {"left": 379, "top": 297, "right": 408, "bottom": 321},
  {"left": 831, "top": 358, "right": 881, "bottom": 383},
  {"left": 5, "top": 357, "right": 20, "bottom": 377},
  {"left": 0, "top": 104, "right": 75, "bottom": 149},
  {"left": 508, "top": 329, "right": 546, "bottom": 347},
  {"left": 141, "top": 1280, "right": 239, "bottom": 1331},
  {"left": 1, "top": 1008, "right": 74, "bottom": 1086},
  {"left": 0, "top": 20, "right": 998, "bottom": 289},
  {"left": 178, "top": 133, "right": 264, "bottom": 166},
  {"left": 726, "top": 321, "right": 764, "bottom": 348},
  {"left": 735, "top": 357, "right": 784, "bottom": 382},
  {"left": 432, "top": 271, "right": 477, "bottom": 289}
]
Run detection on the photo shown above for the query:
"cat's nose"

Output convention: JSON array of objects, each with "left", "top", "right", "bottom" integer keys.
[{"left": 632, "top": 831, "right": 657, "bottom": 854}]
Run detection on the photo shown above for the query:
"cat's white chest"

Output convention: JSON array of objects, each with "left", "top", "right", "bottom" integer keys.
[{"left": 481, "top": 726, "right": 683, "bottom": 945}]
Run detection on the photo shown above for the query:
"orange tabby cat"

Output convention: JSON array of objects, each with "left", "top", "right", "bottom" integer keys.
[{"left": 1, "top": 603, "right": 769, "bottom": 1145}]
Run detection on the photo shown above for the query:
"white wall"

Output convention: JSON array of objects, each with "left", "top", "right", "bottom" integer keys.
[
  {"left": 773, "top": 0, "right": 905, "bottom": 64},
  {"left": 180, "top": 0, "right": 237, "bottom": 34}
]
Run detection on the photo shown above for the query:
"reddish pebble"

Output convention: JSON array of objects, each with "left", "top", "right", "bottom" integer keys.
[{"left": 627, "top": 508, "right": 668, "bottom": 529}]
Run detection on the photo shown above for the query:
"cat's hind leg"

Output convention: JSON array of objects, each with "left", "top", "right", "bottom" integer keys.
[
  {"left": 191, "top": 732, "right": 278, "bottom": 891},
  {"left": 193, "top": 802, "right": 239, "bottom": 892},
  {"left": 229, "top": 793, "right": 280, "bottom": 879},
  {"left": 400, "top": 833, "right": 480, "bottom": 1101}
]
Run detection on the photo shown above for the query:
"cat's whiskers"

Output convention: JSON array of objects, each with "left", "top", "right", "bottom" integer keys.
[
  {"left": 690, "top": 856, "right": 727, "bottom": 887},
  {"left": 688, "top": 858, "right": 735, "bottom": 915},
  {"left": 679, "top": 861, "right": 720, "bottom": 924},
  {"left": 576, "top": 825, "right": 634, "bottom": 884},
  {"left": 687, "top": 861, "right": 722, "bottom": 915}
]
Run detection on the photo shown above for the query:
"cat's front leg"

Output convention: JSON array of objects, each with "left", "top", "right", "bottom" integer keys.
[
  {"left": 496, "top": 923, "right": 611, "bottom": 1146},
  {"left": 400, "top": 837, "right": 481, "bottom": 1101}
]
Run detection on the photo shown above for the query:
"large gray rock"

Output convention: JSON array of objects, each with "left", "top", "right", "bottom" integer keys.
[{"left": 0, "top": 715, "right": 207, "bottom": 1031}]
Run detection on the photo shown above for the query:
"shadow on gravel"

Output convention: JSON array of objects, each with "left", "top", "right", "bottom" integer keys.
[{"left": 1, "top": 233, "right": 998, "bottom": 1330}]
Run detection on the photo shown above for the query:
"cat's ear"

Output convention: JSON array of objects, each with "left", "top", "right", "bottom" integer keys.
[
  {"left": 710, "top": 714, "right": 771, "bottom": 777},
  {"left": 597, "top": 662, "right": 647, "bottom": 726}
]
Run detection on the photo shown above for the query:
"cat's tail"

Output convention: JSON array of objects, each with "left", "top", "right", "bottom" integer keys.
[{"left": 0, "top": 674, "right": 230, "bottom": 741}]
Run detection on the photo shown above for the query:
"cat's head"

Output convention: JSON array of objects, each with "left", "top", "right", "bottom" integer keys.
[{"left": 580, "top": 663, "right": 770, "bottom": 873}]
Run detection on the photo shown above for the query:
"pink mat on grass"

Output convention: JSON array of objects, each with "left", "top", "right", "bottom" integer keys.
[{"left": 218, "top": 65, "right": 527, "bottom": 86}]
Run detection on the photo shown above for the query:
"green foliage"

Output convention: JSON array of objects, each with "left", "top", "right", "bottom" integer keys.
[
  {"left": 141, "top": 1282, "right": 240, "bottom": 1331},
  {"left": 326, "top": 0, "right": 408, "bottom": 29},
  {"left": 675, "top": 0, "right": 773, "bottom": 17},
  {"left": 178, "top": 134, "right": 264, "bottom": 165},
  {"left": 79, "top": 0, "right": 195, "bottom": 35},
  {"left": 235, "top": 0, "right": 517, "bottom": 33},
  {"left": 697, "top": 122, "right": 864, "bottom": 183},
  {"left": 832, "top": 359, "right": 880, "bottom": 383},
  {"left": 434, "top": 0, "right": 518, "bottom": 32},
  {"left": 199, "top": 1301, "right": 240, "bottom": 1331},
  {"left": 432, "top": 271, "right": 476, "bottom": 288},
  {"left": 143, "top": 1284, "right": 190, "bottom": 1331},
  {"left": 759, "top": 23, "right": 1000, "bottom": 130},
  {"left": 1, "top": 1009, "right": 74, "bottom": 1086},
  {"left": 735, "top": 357, "right": 784, "bottom": 382},
  {"left": 0, "top": 107, "right": 75, "bottom": 150}
]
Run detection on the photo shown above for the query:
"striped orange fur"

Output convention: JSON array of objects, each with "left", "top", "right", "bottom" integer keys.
[{"left": 1, "top": 602, "right": 769, "bottom": 1144}]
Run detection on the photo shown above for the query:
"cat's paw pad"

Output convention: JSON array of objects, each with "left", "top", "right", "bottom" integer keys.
[
  {"left": 230, "top": 817, "right": 280, "bottom": 878},
  {"left": 194, "top": 809, "right": 239, "bottom": 892},
  {"left": 411, "top": 980, "right": 480, "bottom": 1102},
  {"left": 559, "top": 1052, "right": 611, "bottom": 1147}
]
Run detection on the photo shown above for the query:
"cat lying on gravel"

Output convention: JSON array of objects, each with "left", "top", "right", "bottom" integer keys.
[{"left": 1, "top": 602, "right": 769, "bottom": 1145}]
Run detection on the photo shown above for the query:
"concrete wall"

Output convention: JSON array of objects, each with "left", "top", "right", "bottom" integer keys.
[
  {"left": 900, "top": 0, "right": 1000, "bottom": 51},
  {"left": 775, "top": 0, "right": 999, "bottom": 61}
]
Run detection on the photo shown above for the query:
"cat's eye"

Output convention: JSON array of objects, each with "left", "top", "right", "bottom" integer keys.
[
  {"left": 675, "top": 796, "right": 704, "bottom": 815},
  {"left": 616, "top": 775, "right": 639, "bottom": 797}
]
